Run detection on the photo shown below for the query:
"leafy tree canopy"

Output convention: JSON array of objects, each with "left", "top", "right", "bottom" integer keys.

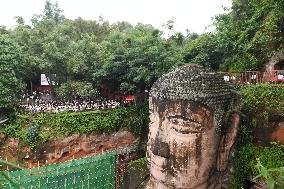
[
  {"left": 0, "top": 35, "right": 24, "bottom": 112},
  {"left": 2, "top": 0, "right": 283, "bottom": 100},
  {"left": 214, "top": 0, "right": 284, "bottom": 71}
]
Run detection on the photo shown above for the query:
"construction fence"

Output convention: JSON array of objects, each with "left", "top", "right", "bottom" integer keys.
[{"left": 0, "top": 151, "right": 116, "bottom": 189}]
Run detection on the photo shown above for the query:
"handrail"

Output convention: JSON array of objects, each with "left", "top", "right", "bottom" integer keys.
[{"left": 219, "top": 70, "right": 284, "bottom": 84}]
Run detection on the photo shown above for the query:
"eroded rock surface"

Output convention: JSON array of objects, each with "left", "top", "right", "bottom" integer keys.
[
  {"left": 0, "top": 130, "right": 137, "bottom": 166},
  {"left": 44, "top": 130, "right": 136, "bottom": 163}
]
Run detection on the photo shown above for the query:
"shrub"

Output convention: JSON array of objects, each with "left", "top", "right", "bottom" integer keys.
[
  {"left": 241, "top": 84, "right": 284, "bottom": 123},
  {"left": 231, "top": 142, "right": 284, "bottom": 188},
  {"left": 254, "top": 158, "right": 284, "bottom": 188},
  {"left": 26, "top": 125, "right": 40, "bottom": 151},
  {"left": 230, "top": 84, "right": 284, "bottom": 188},
  {"left": 0, "top": 105, "right": 150, "bottom": 149}
]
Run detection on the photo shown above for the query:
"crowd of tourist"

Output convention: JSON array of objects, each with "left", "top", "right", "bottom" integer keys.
[{"left": 19, "top": 91, "right": 134, "bottom": 113}]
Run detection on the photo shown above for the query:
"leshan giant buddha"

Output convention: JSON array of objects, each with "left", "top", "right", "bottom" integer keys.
[{"left": 146, "top": 64, "right": 240, "bottom": 189}]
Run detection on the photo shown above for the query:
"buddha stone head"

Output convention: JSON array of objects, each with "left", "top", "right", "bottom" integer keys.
[{"left": 146, "top": 64, "right": 241, "bottom": 189}]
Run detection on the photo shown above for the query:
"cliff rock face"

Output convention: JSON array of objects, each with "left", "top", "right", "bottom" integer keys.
[
  {"left": 270, "top": 121, "right": 284, "bottom": 144},
  {"left": 264, "top": 53, "right": 284, "bottom": 73},
  {"left": 263, "top": 53, "right": 284, "bottom": 81},
  {"left": 0, "top": 130, "right": 137, "bottom": 166},
  {"left": 253, "top": 121, "right": 284, "bottom": 145},
  {"left": 45, "top": 130, "right": 137, "bottom": 163}
]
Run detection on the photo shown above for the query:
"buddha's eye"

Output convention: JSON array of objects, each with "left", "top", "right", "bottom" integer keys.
[{"left": 170, "top": 118, "right": 179, "bottom": 124}]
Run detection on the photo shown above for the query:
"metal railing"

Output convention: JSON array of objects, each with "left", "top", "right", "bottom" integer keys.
[{"left": 220, "top": 70, "right": 284, "bottom": 84}]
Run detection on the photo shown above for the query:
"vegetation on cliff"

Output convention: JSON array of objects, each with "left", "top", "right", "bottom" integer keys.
[
  {"left": 230, "top": 84, "right": 284, "bottom": 188},
  {"left": 1, "top": 102, "right": 149, "bottom": 151}
]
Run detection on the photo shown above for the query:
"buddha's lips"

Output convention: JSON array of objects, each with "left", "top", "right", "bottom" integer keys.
[
  {"left": 169, "top": 116, "right": 201, "bottom": 124},
  {"left": 172, "top": 123, "right": 205, "bottom": 133}
]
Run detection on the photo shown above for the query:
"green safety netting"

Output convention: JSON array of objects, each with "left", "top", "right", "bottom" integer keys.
[{"left": 0, "top": 151, "right": 116, "bottom": 189}]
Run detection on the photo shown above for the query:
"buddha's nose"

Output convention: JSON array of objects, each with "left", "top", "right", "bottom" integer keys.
[{"left": 150, "top": 136, "right": 170, "bottom": 158}]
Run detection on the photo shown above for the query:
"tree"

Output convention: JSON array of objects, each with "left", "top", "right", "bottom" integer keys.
[
  {"left": 43, "top": 0, "right": 65, "bottom": 23},
  {"left": 11, "top": 23, "right": 40, "bottom": 82},
  {"left": 65, "top": 33, "right": 111, "bottom": 84},
  {"left": 14, "top": 16, "right": 25, "bottom": 25},
  {"left": 56, "top": 81, "right": 97, "bottom": 100},
  {"left": 0, "top": 35, "right": 24, "bottom": 114},
  {"left": 1, "top": 2, "right": 184, "bottom": 100},
  {"left": 182, "top": 34, "right": 224, "bottom": 70},
  {"left": 213, "top": 0, "right": 284, "bottom": 71},
  {"left": 96, "top": 24, "right": 183, "bottom": 94},
  {"left": 0, "top": 26, "right": 9, "bottom": 35},
  {"left": 180, "top": 0, "right": 284, "bottom": 72}
]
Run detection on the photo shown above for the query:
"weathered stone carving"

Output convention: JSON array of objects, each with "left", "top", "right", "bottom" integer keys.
[{"left": 146, "top": 64, "right": 241, "bottom": 189}]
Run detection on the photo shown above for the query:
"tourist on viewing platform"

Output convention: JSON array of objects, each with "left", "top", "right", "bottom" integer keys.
[{"left": 18, "top": 92, "right": 132, "bottom": 113}]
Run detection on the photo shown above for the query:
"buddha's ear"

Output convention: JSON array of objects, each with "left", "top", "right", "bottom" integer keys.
[{"left": 216, "top": 111, "right": 240, "bottom": 172}]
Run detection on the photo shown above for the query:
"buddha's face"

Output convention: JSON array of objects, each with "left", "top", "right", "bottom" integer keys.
[{"left": 147, "top": 99, "right": 220, "bottom": 189}]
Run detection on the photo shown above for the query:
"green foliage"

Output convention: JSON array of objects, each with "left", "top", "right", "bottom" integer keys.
[
  {"left": 9, "top": 3, "right": 183, "bottom": 95},
  {"left": 1, "top": 0, "right": 283, "bottom": 98},
  {"left": 127, "top": 157, "right": 147, "bottom": 171},
  {"left": 231, "top": 84, "right": 284, "bottom": 188},
  {"left": 26, "top": 125, "right": 40, "bottom": 150},
  {"left": 43, "top": 0, "right": 65, "bottom": 23},
  {"left": 56, "top": 81, "right": 98, "bottom": 100},
  {"left": 1, "top": 104, "right": 149, "bottom": 149},
  {"left": 48, "top": 109, "right": 129, "bottom": 136},
  {"left": 94, "top": 24, "right": 183, "bottom": 93},
  {"left": 181, "top": 0, "right": 284, "bottom": 72},
  {"left": 241, "top": 84, "right": 284, "bottom": 123},
  {"left": 214, "top": 0, "right": 284, "bottom": 71},
  {"left": 254, "top": 158, "right": 284, "bottom": 188},
  {"left": 2, "top": 117, "right": 25, "bottom": 139},
  {"left": 125, "top": 100, "right": 149, "bottom": 135},
  {"left": 231, "top": 141, "right": 284, "bottom": 188},
  {"left": 120, "top": 157, "right": 149, "bottom": 189},
  {"left": 182, "top": 33, "right": 223, "bottom": 70},
  {"left": 230, "top": 140, "right": 255, "bottom": 188},
  {"left": 0, "top": 35, "right": 24, "bottom": 114}
]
